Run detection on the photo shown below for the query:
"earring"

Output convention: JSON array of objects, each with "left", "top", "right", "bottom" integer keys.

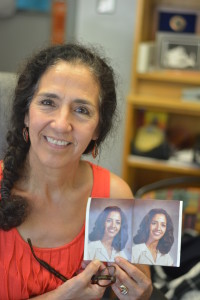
[
  {"left": 23, "top": 127, "right": 29, "bottom": 143},
  {"left": 92, "top": 142, "right": 98, "bottom": 159}
]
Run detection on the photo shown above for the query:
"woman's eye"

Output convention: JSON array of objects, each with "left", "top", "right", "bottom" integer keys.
[
  {"left": 41, "top": 99, "right": 55, "bottom": 106},
  {"left": 75, "top": 106, "right": 90, "bottom": 115},
  {"left": 106, "top": 219, "right": 112, "bottom": 224}
]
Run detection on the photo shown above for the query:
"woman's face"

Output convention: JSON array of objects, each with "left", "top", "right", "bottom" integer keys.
[
  {"left": 103, "top": 211, "right": 122, "bottom": 240},
  {"left": 24, "top": 61, "right": 100, "bottom": 169},
  {"left": 149, "top": 213, "right": 167, "bottom": 242}
]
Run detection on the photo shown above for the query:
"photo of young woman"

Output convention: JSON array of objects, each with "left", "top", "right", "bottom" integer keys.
[
  {"left": 132, "top": 208, "right": 174, "bottom": 266},
  {"left": 87, "top": 206, "right": 128, "bottom": 261}
]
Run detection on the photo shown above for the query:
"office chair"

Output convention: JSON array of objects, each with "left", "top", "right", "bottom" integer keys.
[
  {"left": 134, "top": 176, "right": 200, "bottom": 299},
  {"left": 135, "top": 176, "right": 200, "bottom": 233},
  {"left": 0, "top": 72, "right": 16, "bottom": 159}
]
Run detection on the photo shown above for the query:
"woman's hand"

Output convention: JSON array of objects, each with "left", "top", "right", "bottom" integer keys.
[
  {"left": 54, "top": 259, "right": 106, "bottom": 300},
  {"left": 111, "top": 257, "right": 153, "bottom": 300}
]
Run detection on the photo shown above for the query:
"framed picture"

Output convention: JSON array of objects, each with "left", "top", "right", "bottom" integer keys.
[
  {"left": 156, "top": 33, "right": 200, "bottom": 70},
  {"left": 152, "top": 5, "right": 200, "bottom": 39}
]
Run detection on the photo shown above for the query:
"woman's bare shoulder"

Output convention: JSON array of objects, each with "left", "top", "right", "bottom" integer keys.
[{"left": 110, "top": 172, "right": 133, "bottom": 199}]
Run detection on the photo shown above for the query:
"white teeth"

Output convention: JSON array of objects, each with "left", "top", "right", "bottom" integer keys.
[
  {"left": 46, "top": 136, "right": 70, "bottom": 146},
  {"left": 154, "top": 232, "right": 161, "bottom": 235}
]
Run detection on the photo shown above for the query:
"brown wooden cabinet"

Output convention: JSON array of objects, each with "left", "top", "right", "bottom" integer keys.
[{"left": 122, "top": 0, "right": 200, "bottom": 193}]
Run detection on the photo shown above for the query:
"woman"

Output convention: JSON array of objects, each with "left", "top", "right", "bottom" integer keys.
[
  {"left": 88, "top": 206, "right": 128, "bottom": 261},
  {"left": 0, "top": 43, "right": 152, "bottom": 299},
  {"left": 132, "top": 208, "right": 174, "bottom": 266}
]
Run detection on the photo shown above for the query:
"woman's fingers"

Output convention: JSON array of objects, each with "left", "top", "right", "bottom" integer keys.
[
  {"left": 79, "top": 259, "right": 104, "bottom": 281},
  {"left": 81, "top": 260, "right": 92, "bottom": 270},
  {"left": 57, "top": 260, "right": 106, "bottom": 300},
  {"left": 111, "top": 257, "right": 153, "bottom": 300},
  {"left": 115, "top": 257, "right": 151, "bottom": 285}
]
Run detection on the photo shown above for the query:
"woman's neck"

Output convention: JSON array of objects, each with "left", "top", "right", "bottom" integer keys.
[
  {"left": 15, "top": 159, "right": 93, "bottom": 247},
  {"left": 146, "top": 239, "right": 159, "bottom": 262},
  {"left": 101, "top": 237, "right": 113, "bottom": 247},
  {"left": 101, "top": 237, "right": 114, "bottom": 258},
  {"left": 15, "top": 154, "right": 92, "bottom": 209},
  {"left": 26, "top": 154, "right": 82, "bottom": 196}
]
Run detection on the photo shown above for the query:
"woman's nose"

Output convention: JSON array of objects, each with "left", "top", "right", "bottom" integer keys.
[
  {"left": 156, "top": 223, "right": 161, "bottom": 230},
  {"left": 52, "top": 108, "right": 72, "bottom": 132},
  {"left": 112, "top": 222, "right": 116, "bottom": 228}
]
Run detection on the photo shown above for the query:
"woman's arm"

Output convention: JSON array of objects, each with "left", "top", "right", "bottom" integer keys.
[
  {"left": 110, "top": 172, "right": 133, "bottom": 199},
  {"left": 30, "top": 260, "right": 106, "bottom": 300}
]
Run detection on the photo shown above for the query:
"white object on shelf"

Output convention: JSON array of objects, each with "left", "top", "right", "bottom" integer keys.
[
  {"left": 137, "top": 41, "right": 155, "bottom": 73},
  {"left": 169, "top": 149, "right": 194, "bottom": 163}
]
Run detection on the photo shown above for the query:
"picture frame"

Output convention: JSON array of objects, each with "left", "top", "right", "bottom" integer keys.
[
  {"left": 152, "top": 5, "right": 200, "bottom": 39},
  {"left": 156, "top": 33, "right": 200, "bottom": 70}
]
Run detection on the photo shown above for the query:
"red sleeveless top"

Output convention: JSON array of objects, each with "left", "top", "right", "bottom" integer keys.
[{"left": 0, "top": 161, "right": 110, "bottom": 300}]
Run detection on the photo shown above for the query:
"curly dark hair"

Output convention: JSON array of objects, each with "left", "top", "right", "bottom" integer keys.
[
  {"left": 0, "top": 43, "right": 117, "bottom": 230},
  {"left": 133, "top": 208, "right": 174, "bottom": 254},
  {"left": 89, "top": 206, "right": 128, "bottom": 252}
]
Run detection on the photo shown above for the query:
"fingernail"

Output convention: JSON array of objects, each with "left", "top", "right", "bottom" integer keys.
[
  {"left": 115, "top": 257, "right": 120, "bottom": 263},
  {"left": 93, "top": 259, "right": 101, "bottom": 266}
]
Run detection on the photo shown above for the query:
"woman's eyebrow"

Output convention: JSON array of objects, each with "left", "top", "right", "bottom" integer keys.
[
  {"left": 74, "top": 99, "right": 97, "bottom": 107},
  {"left": 37, "top": 92, "right": 59, "bottom": 99}
]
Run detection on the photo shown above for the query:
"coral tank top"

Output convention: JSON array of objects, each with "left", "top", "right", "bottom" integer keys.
[{"left": 0, "top": 161, "right": 110, "bottom": 299}]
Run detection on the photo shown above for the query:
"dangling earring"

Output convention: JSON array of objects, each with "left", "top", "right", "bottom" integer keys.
[
  {"left": 92, "top": 142, "right": 98, "bottom": 159},
  {"left": 23, "top": 127, "right": 29, "bottom": 143}
]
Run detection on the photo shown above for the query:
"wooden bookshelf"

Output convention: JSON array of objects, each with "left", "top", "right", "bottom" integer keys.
[{"left": 122, "top": 0, "right": 200, "bottom": 192}]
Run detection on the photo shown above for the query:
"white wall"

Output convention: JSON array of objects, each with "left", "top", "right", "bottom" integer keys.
[{"left": 75, "top": 0, "right": 137, "bottom": 175}]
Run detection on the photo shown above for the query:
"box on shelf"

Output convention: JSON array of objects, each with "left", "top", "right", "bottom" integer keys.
[
  {"left": 137, "top": 42, "right": 156, "bottom": 73},
  {"left": 182, "top": 87, "right": 200, "bottom": 101}
]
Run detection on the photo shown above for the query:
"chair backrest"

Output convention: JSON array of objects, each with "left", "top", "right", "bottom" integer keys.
[
  {"left": 135, "top": 176, "right": 200, "bottom": 234},
  {"left": 0, "top": 72, "right": 17, "bottom": 159}
]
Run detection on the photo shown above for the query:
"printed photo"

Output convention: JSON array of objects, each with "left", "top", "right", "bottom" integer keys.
[
  {"left": 132, "top": 199, "right": 182, "bottom": 267},
  {"left": 84, "top": 198, "right": 133, "bottom": 262},
  {"left": 84, "top": 197, "right": 182, "bottom": 267}
]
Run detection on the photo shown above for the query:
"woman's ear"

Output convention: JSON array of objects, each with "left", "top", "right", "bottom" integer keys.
[
  {"left": 24, "top": 113, "right": 29, "bottom": 127},
  {"left": 92, "top": 131, "right": 99, "bottom": 141},
  {"left": 92, "top": 123, "right": 100, "bottom": 141}
]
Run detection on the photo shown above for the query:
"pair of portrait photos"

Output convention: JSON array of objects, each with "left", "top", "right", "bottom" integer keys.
[{"left": 84, "top": 197, "right": 183, "bottom": 267}]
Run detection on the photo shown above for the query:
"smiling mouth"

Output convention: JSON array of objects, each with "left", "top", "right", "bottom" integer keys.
[
  {"left": 45, "top": 136, "right": 71, "bottom": 146},
  {"left": 108, "top": 229, "right": 117, "bottom": 234},
  {"left": 153, "top": 231, "right": 162, "bottom": 236}
]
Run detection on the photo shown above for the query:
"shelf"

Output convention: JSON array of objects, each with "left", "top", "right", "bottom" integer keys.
[
  {"left": 127, "top": 155, "right": 200, "bottom": 176},
  {"left": 137, "top": 70, "right": 200, "bottom": 85},
  {"left": 122, "top": 0, "right": 200, "bottom": 190},
  {"left": 128, "top": 94, "right": 200, "bottom": 116}
]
